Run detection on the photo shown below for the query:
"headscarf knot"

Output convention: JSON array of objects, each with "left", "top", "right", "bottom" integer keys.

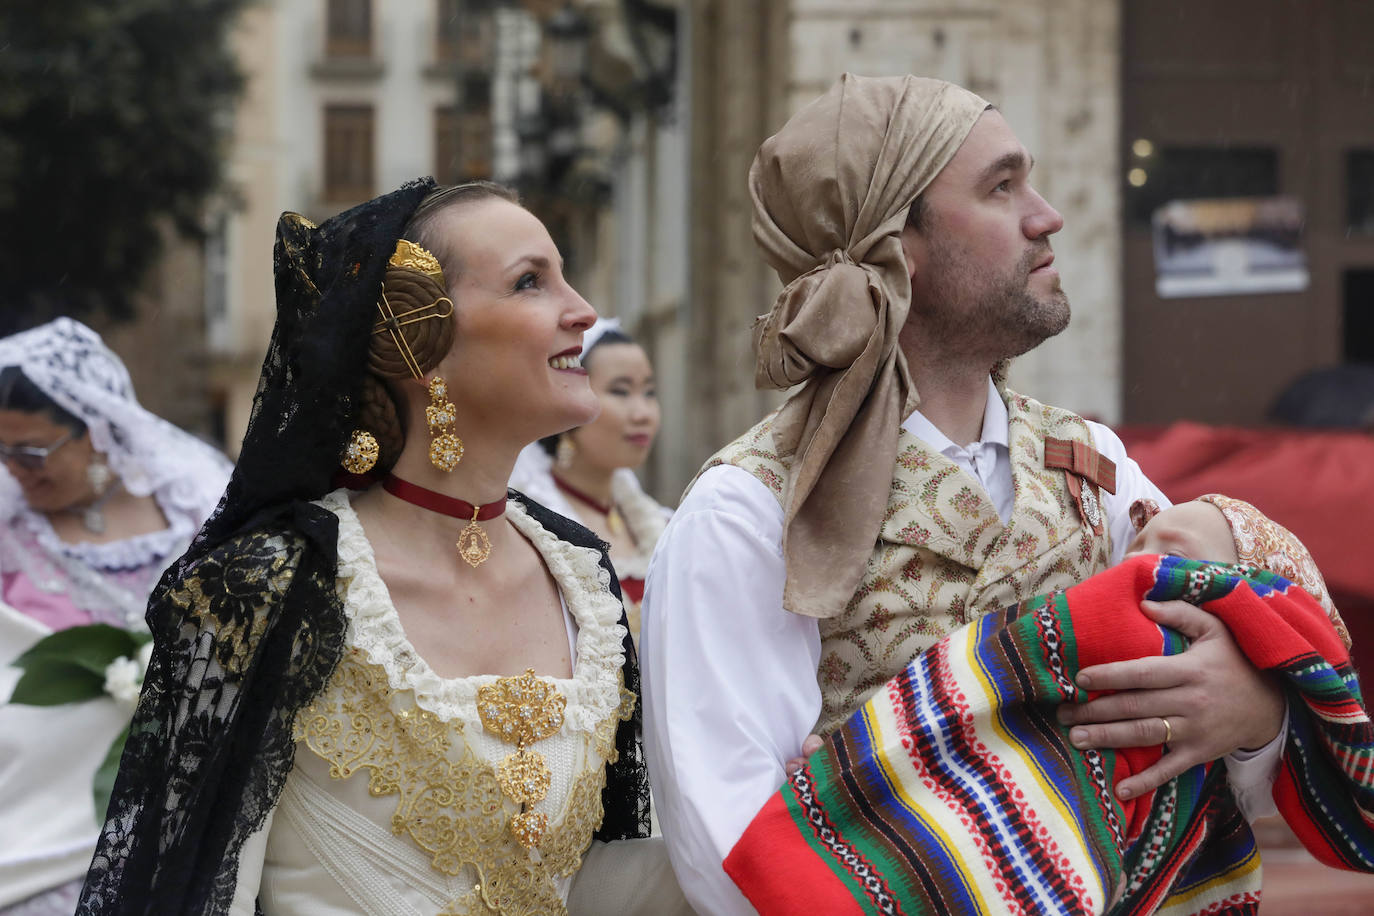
[{"left": 753, "top": 249, "right": 882, "bottom": 391}]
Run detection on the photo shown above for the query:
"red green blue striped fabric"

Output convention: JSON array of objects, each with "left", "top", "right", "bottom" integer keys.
[{"left": 725, "top": 555, "right": 1373, "bottom": 915}]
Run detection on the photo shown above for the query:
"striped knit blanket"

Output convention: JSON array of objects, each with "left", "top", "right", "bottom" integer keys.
[{"left": 725, "top": 555, "right": 1374, "bottom": 915}]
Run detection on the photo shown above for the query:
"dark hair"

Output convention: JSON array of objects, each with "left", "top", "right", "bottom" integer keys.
[
  {"left": 354, "top": 181, "right": 520, "bottom": 471},
  {"left": 584, "top": 328, "right": 634, "bottom": 364},
  {"left": 905, "top": 193, "right": 928, "bottom": 233},
  {"left": 904, "top": 103, "right": 993, "bottom": 234},
  {"left": 537, "top": 327, "right": 638, "bottom": 457},
  {"left": 0, "top": 365, "right": 86, "bottom": 434}
]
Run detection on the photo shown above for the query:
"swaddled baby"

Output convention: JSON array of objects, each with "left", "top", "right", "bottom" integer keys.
[{"left": 727, "top": 495, "right": 1370, "bottom": 916}]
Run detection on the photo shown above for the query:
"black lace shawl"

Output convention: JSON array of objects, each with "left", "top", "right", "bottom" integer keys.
[{"left": 76, "top": 180, "right": 651, "bottom": 915}]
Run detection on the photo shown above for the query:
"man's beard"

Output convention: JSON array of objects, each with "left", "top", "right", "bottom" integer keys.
[{"left": 917, "top": 239, "right": 1071, "bottom": 362}]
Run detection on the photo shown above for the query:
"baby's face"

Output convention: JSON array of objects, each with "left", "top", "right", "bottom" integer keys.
[{"left": 1124, "top": 501, "right": 1239, "bottom": 565}]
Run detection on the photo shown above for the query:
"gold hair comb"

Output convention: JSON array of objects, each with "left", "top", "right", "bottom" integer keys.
[{"left": 388, "top": 239, "right": 445, "bottom": 284}]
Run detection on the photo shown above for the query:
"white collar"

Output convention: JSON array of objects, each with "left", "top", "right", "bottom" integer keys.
[{"left": 902, "top": 377, "right": 1009, "bottom": 454}]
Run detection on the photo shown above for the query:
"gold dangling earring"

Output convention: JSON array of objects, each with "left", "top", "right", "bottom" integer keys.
[
  {"left": 427, "top": 376, "right": 464, "bottom": 472},
  {"left": 342, "top": 429, "right": 379, "bottom": 474},
  {"left": 555, "top": 434, "right": 575, "bottom": 470}
]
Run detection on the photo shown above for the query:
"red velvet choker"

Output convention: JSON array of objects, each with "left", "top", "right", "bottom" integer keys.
[
  {"left": 552, "top": 474, "right": 612, "bottom": 516},
  {"left": 552, "top": 473, "right": 625, "bottom": 536},
  {"left": 383, "top": 475, "right": 505, "bottom": 567}
]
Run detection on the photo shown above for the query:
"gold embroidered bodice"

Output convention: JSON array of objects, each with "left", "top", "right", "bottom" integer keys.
[
  {"left": 706, "top": 389, "right": 1113, "bottom": 733},
  {"left": 269, "top": 490, "right": 633, "bottom": 916}
]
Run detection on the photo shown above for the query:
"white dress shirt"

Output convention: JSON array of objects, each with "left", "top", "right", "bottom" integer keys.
[{"left": 640, "top": 379, "right": 1283, "bottom": 916}]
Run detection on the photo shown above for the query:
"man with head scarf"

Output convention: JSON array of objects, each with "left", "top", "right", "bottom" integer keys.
[{"left": 639, "top": 74, "right": 1291, "bottom": 914}]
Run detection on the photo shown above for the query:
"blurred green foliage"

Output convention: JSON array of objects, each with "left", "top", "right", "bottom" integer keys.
[{"left": 0, "top": 0, "right": 249, "bottom": 334}]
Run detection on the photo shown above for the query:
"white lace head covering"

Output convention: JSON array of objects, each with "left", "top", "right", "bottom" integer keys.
[
  {"left": 582, "top": 316, "right": 624, "bottom": 359},
  {"left": 0, "top": 317, "right": 232, "bottom": 523}
]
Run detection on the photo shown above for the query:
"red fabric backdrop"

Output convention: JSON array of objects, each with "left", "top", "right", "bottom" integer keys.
[{"left": 1116, "top": 422, "right": 1374, "bottom": 677}]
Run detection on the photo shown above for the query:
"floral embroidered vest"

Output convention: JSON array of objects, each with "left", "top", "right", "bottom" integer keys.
[{"left": 705, "top": 390, "right": 1113, "bottom": 734}]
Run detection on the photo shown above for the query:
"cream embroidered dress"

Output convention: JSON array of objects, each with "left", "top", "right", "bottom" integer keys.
[{"left": 228, "top": 490, "right": 635, "bottom": 916}]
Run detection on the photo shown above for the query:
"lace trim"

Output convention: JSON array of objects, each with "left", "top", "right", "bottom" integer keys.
[
  {"left": 318, "top": 489, "right": 628, "bottom": 734},
  {"left": 0, "top": 318, "right": 233, "bottom": 526},
  {"left": 508, "top": 446, "right": 667, "bottom": 581},
  {"left": 608, "top": 471, "right": 668, "bottom": 579},
  {"left": 294, "top": 652, "right": 614, "bottom": 916},
  {"left": 0, "top": 518, "right": 187, "bottom": 628},
  {"left": 17, "top": 494, "right": 200, "bottom": 571}
]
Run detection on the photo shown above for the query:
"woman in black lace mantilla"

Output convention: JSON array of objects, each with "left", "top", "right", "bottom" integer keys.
[{"left": 77, "top": 179, "right": 681, "bottom": 916}]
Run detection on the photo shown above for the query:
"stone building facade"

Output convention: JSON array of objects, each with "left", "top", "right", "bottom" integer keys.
[
  {"left": 109, "top": 2, "right": 1373, "bottom": 497},
  {"left": 193, "top": 0, "right": 1122, "bottom": 491},
  {"left": 641, "top": 0, "right": 1122, "bottom": 496},
  {"left": 207, "top": 0, "right": 684, "bottom": 459}
]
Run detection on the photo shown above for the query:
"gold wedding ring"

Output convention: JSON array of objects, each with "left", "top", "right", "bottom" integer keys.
[{"left": 1160, "top": 716, "right": 1173, "bottom": 745}]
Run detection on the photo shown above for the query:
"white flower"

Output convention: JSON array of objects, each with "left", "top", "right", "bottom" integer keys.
[{"left": 103, "top": 656, "right": 143, "bottom": 709}]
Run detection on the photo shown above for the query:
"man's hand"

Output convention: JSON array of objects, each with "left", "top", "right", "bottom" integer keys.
[
  {"left": 1056, "top": 599, "right": 1285, "bottom": 801},
  {"left": 784, "top": 733, "right": 824, "bottom": 776}
]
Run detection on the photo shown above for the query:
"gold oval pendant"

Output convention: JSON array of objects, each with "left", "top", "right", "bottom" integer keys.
[{"left": 457, "top": 519, "right": 491, "bottom": 568}]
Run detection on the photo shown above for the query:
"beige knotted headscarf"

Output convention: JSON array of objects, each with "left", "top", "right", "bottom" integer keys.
[{"left": 749, "top": 73, "right": 988, "bottom": 619}]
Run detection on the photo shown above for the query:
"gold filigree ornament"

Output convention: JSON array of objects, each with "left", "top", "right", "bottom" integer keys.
[
  {"left": 458, "top": 506, "right": 492, "bottom": 568},
  {"left": 477, "top": 668, "right": 567, "bottom": 848},
  {"left": 426, "top": 376, "right": 465, "bottom": 472},
  {"left": 496, "top": 748, "right": 553, "bottom": 803},
  {"left": 389, "top": 238, "right": 445, "bottom": 283},
  {"left": 341, "top": 428, "right": 379, "bottom": 474},
  {"left": 297, "top": 652, "right": 606, "bottom": 916}
]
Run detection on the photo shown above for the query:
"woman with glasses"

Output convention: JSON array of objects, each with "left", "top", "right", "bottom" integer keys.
[{"left": 0, "top": 318, "right": 231, "bottom": 916}]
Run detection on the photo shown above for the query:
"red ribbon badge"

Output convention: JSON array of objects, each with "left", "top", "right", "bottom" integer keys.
[{"left": 1044, "top": 437, "right": 1118, "bottom": 536}]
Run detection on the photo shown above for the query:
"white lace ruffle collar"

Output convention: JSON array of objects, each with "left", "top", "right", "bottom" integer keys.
[
  {"left": 17, "top": 493, "right": 200, "bottom": 572},
  {"left": 608, "top": 472, "right": 668, "bottom": 579},
  {"left": 320, "top": 488, "right": 628, "bottom": 734},
  {"left": 508, "top": 450, "right": 668, "bottom": 581}
]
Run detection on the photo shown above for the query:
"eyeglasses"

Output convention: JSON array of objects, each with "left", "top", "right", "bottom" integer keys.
[{"left": 0, "top": 430, "right": 77, "bottom": 471}]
